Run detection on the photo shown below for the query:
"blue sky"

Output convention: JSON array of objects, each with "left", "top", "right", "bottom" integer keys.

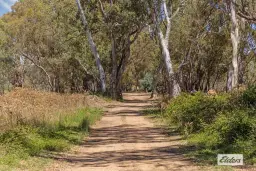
[{"left": 0, "top": 0, "right": 18, "bottom": 16}]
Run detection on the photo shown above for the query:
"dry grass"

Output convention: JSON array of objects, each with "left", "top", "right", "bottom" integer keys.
[{"left": 0, "top": 88, "right": 106, "bottom": 131}]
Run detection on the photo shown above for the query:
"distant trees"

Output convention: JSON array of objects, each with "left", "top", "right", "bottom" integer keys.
[
  {"left": 0, "top": 0, "right": 255, "bottom": 98},
  {"left": 1, "top": 0, "right": 98, "bottom": 92},
  {"left": 82, "top": 0, "right": 150, "bottom": 99}
]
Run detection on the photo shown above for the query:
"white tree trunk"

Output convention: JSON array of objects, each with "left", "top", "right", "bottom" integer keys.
[
  {"left": 76, "top": 0, "right": 106, "bottom": 93},
  {"left": 153, "top": 0, "right": 181, "bottom": 97},
  {"left": 227, "top": 65, "right": 233, "bottom": 91},
  {"left": 230, "top": 0, "right": 239, "bottom": 89},
  {"left": 159, "top": 32, "right": 180, "bottom": 97}
]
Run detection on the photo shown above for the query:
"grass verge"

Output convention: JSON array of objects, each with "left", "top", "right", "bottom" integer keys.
[
  {"left": 143, "top": 87, "right": 256, "bottom": 166},
  {"left": 0, "top": 107, "right": 103, "bottom": 171}
]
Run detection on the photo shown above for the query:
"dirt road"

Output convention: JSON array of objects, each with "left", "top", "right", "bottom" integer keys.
[{"left": 47, "top": 93, "right": 249, "bottom": 171}]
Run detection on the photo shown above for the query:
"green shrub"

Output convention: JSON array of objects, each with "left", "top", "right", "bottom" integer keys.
[
  {"left": 44, "top": 139, "right": 70, "bottom": 152},
  {"left": 139, "top": 73, "right": 153, "bottom": 91},
  {"left": 188, "top": 110, "right": 256, "bottom": 163},
  {"left": 165, "top": 92, "right": 230, "bottom": 134},
  {"left": 152, "top": 87, "right": 256, "bottom": 164},
  {"left": 189, "top": 110, "right": 255, "bottom": 146},
  {"left": 241, "top": 85, "right": 256, "bottom": 107}
]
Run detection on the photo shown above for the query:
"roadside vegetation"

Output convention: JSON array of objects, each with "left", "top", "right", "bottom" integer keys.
[
  {"left": 0, "top": 0, "right": 256, "bottom": 169},
  {"left": 146, "top": 86, "right": 256, "bottom": 165},
  {"left": 0, "top": 88, "right": 103, "bottom": 170}
]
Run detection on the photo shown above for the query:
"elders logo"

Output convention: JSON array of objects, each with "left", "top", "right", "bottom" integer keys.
[{"left": 218, "top": 154, "right": 243, "bottom": 166}]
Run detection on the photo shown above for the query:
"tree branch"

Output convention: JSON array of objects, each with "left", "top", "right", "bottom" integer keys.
[
  {"left": 130, "top": 26, "right": 145, "bottom": 44},
  {"left": 237, "top": 11, "right": 256, "bottom": 22},
  {"left": 164, "top": 0, "right": 181, "bottom": 40},
  {"left": 21, "top": 53, "right": 53, "bottom": 89},
  {"left": 170, "top": 7, "right": 180, "bottom": 20},
  {"left": 232, "top": 1, "right": 256, "bottom": 22},
  {"left": 163, "top": 0, "right": 171, "bottom": 40},
  {"left": 98, "top": 0, "right": 107, "bottom": 20}
]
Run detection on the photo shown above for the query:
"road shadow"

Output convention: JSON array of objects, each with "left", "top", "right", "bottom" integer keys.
[
  {"left": 45, "top": 145, "right": 193, "bottom": 169},
  {"left": 42, "top": 93, "right": 198, "bottom": 170}
]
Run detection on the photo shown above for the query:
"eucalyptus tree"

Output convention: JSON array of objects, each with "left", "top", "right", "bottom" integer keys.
[
  {"left": 8, "top": 0, "right": 73, "bottom": 91},
  {"left": 3, "top": 0, "right": 58, "bottom": 90},
  {"left": 225, "top": 0, "right": 256, "bottom": 90},
  {"left": 167, "top": 0, "right": 232, "bottom": 92},
  {"left": 2, "top": 0, "right": 94, "bottom": 92},
  {"left": 75, "top": 0, "right": 106, "bottom": 93},
  {"left": 228, "top": 0, "right": 240, "bottom": 90},
  {"left": 95, "top": 0, "right": 149, "bottom": 99},
  {"left": 147, "top": 0, "right": 186, "bottom": 97}
]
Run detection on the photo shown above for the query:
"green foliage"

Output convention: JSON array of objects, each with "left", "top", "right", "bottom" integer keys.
[
  {"left": 241, "top": 85, "right": 256, "bottom": 107},
  {"left": 170, "top": 0, "right": 232, "bottom": 92},
  {"left": 124, "top": 32, "right": 160, "bottom": 90},
  {"left": 189, "top": 110, "right": 256, "bottom": 164},
  {"left": 148, "top": 89, "right": 256, "bottom": 164},
  {"left": 0, "top": 108, "right": 102, "bottom": 169},
  {"left": 165, "top": 92, "right": 230, "bottom": 134},
  {"left": 139, "top": 73, "right": 153, "bottom": 91}
]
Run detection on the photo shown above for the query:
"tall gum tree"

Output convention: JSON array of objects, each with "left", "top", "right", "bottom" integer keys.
[
  {"left": 97, "top": 0, "right": 148, "bottom": 100},
  {"left": 75, "top": 0, "right": 106, "bottom": 93},
  {"left": 151, "top": 0, "right": 183, "bottom": 98},
  {"left": 229, "top": 0, "right": 240, "bottom": 90}
]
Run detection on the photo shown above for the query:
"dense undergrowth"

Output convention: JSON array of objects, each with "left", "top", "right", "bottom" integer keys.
[
  {"left": 147, "top": 86, "right": 256, "bottom": 165},
  {"left": 0, "top": 108, "right": 103, "bottom": 170}
]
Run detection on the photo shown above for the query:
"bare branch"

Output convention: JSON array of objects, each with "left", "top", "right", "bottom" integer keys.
[
  {"left": 163, "top": 0, "right": 171, "bottom": 40},
  {"left": 164, "top": 0, "right": 182, "bottom": 40},
  {"left": 75, "top": 58, "right": 89, "bottom": 73},
  {"left": 232, "top": 1, "right": 256, "bottom": 22},
  {"left": 130, "top": 26, "right": 145, "bottom": 44},
  {"left": 130, "top": 31, "right": 140, "bottom": 44},
  {"left": 237, "top": 11, "right": 256, "bottom": 22},
  {"left": 21, "top": 53, "right": 53, "bottom": 89},
  {"left": 170, "top": 7, "right": 180, "bottom": 20},
  {"left": 98, "top": 0, "right": 107, "bottom": 20}
]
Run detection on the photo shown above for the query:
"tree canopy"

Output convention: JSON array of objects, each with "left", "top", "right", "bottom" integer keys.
[{"left": 0, "top": 0, "right": 255, "bottom": 98}]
